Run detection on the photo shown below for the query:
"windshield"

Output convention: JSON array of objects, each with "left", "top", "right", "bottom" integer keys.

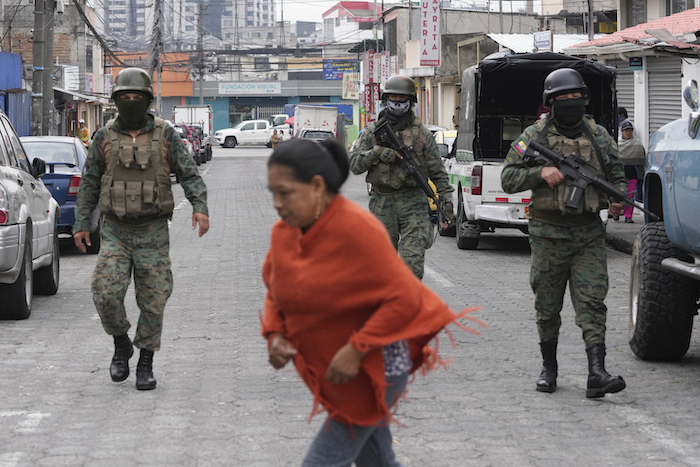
[{"left": 23, "top": 141, "right": 78, "bottom": 165}]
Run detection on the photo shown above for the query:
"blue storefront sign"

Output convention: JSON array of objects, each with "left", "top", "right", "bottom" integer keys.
[{"left": 323, "top": 59, "right": 359, "bottom": 80}]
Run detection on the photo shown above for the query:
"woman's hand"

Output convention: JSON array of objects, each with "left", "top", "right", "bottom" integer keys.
[
  {"left": 268, "top": 334, "right": 297, "bottom": 369},
  {"left": 325, "top": 343, "right": 368, "bottom": 384}
]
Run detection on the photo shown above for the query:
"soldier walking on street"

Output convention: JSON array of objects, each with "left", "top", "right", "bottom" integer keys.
[
  {"left": 349, "top": 75, "right": 453, "bottom": 279},
  {"left": 501, "top": 68, "right": 627, "bottom": 398},
  {"left": 73, "top": 67, "right": 209, "bottom": 390}
]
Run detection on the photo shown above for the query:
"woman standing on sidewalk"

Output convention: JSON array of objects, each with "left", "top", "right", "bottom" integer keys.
[
  {"left": 261, "top": 138, "right": 483, "bottom": 466},
  {"left": 618, "top": 120, "right": 646, "bottom": 223}
]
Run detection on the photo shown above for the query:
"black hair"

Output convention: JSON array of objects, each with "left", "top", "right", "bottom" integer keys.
[
  {"left": 267, "top": 138, "right": 350, "bottom": 194},
  {"left": 618, "top": 107, "right": 628, "bottom": 118}
]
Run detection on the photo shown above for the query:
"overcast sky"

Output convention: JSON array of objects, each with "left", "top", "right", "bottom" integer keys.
[{"left": 280, "top": 0, "right": 337, "bottom": 23}]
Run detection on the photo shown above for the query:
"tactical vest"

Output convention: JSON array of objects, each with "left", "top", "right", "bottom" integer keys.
[
  {"left": 98, "top": 117, "right": 175, "bottom": 220},
  {"left": 531, "top": 117, "right": 609, "bottom": 215},
  {"left": 366, "top": 116, "right": 429, "bottom": 190}
]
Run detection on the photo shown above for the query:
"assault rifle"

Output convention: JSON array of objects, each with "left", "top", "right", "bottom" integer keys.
[
  {"left": 523, "top": 139, "right": 659, "bottom": 221},
  {"left": 374, "top": 120, "right": 454, "bottom": 227},
  {"left": 374, "top": 120, "right": 439, "bottom": 203}
]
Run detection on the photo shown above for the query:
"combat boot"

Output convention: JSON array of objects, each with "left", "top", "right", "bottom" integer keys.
[
  {"left": 536, "top": 340, "right": 558, "bottom": 393},
  {"left": 110, "top": 333, "right": 134, "bottom": 382},
  {"left": 585, "top": 343, "right": 626, "bottom": 398},
  {"left": 136, "top": 349, "right": 157, "bottom": 391}
]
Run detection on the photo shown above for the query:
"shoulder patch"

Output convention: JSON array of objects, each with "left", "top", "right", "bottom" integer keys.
[{"left": 515, "top": 140, "right": 528, "bottom": 155}]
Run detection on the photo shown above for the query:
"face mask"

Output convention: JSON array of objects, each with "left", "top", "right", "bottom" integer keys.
[
  {"left": 552, "top": 98, "right": 586, "bottom": 128},
  {"left": 115, "top": 95, "right": 151, "bottom": 129},
  {"left": 386, "top": 99, "right": 411, "bottom": 116}
]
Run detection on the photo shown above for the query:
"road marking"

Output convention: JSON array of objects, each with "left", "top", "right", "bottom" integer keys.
[
  {"left": 424, "top": 266, "right": 453, "bottom": 288},
  {"left": 616, "top": 405, "right": 700, "bottom": 464},
  {"left": 0, "top": 452, "right": 23, "bottom": 467},
  {"left": 15, "top": 412, "right": 50, "bottom": 433}
]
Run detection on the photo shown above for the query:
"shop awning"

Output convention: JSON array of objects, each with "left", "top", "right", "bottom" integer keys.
[{"left": 53, "top": 87, "right": 108, "bottom": 104}]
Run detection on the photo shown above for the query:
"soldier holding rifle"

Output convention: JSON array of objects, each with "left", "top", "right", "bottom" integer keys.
[
  {"left": 349, "top": 75, "right": 453, "bottom": 280},
  {"left": 501, "top": 68, "right": 627, "bottom": 398}
]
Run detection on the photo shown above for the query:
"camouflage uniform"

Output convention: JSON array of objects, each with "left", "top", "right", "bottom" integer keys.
[
  {"left": 349, "top": 114, "right": 453, "bottom": 279},
  {"left": 501, "top": 116, "right": 626, "bottom": 344},
  {"left": 74, "top": 115, "right": 208, "bottom": 351}
]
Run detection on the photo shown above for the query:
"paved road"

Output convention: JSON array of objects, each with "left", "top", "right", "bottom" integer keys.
[{"left": 2, "top": 146, "right": 700, "bottom": 466}]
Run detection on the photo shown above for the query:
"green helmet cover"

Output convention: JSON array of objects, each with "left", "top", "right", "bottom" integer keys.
[
  {"left": 112, "top": 68, "right": 154, "bottom": 100},
  {"left": 382, "top": 75, "right": 417, "bottom": 102}
]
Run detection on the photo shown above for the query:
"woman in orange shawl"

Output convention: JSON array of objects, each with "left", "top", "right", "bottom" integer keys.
[{"left": 262, "top": 138, "right": 482, "bottom": 466}]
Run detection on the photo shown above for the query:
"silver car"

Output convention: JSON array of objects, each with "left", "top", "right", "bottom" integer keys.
[{"left": 0, "top": 111, "right": 61, "bottom": 319}]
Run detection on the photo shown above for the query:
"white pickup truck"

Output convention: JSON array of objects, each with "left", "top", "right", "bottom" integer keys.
[
  {"left": 214, "top": 119, "right": 291, "bottom": 148},
  {"left": 440, "top": 52, "right": 617, "bottom": 250}
]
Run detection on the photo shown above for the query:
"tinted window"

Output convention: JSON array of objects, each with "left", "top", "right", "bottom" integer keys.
[
  {"left": 0, "top": 116, "right": 19, "bottom": 168},
  {"left": 2, "top": 119, "right": 31, "bottom": 173}
]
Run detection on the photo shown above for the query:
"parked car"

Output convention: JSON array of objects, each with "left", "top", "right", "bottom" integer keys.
[
  {"left": 214, "top": 119, "right": 286, "bottom": 148},
  {"left": 0, "top": 111, "right": 61, "bottom": 319},
  {"left": 21, "top": 136, "right": 102, "bottom": 254},
  {"left": 190, "top": 124, "right": 212, "bottom": 162},
  {"left": 433, "top": 130, "right": 457, "bottom": 155},
  {"left": 295, "top": 129, "right": 335, "bottom": 142},
  {"left": 174, "top": 124, "right": 198, "bottom": 164},
  {"left": 628, "top": 79, "right": 700, "bottom": 361},
  {"left": 175, "top": 124, "right": 201, "bottom": 165}
]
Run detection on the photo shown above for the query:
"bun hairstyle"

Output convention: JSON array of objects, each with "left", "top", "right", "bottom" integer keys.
[{"left": 267, "top": 138, "right": 349, "bottom": 194}]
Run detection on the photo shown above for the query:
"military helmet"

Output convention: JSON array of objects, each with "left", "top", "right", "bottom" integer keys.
[
  {"left": 111, "top": 68, "right": 154, "bottom": 100},
  {"left": 542, "top": 68, "right": 589, "bottom": 106},
  {"left": 382, "top": 75, "right": 417, "bottom": 102}
]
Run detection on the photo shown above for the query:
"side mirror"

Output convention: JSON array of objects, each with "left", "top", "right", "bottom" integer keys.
[
  {"left": 437, "top": 143, "right": 449, "bottom": 158},
  {"left": 683, "top": 79, "right": 699, "bottom": 111},
  {"left": 32, "top": 157, "right": 46, "bottom": 178}
]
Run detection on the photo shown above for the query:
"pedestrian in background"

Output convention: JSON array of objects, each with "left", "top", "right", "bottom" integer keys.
[
  {"left": 77, "top": 119, "right": 89, "bottom": 145},
  {"left": 270, "top": 129, "right": 282, "bottom": 149},
  {"left": 73, "top": 67, "right": 209, "bottom": 390},
  {"left": 262, "top": 138, "right": 483, "bottom": 466},
  {"left": 349, "top": 75, "right": 453, "bottom": 279},
  {"left": 618, "top": 119, "right": 646, "bottom": 222},
  {"left": 91, "top": 124, "right": 101, "bottom": 140},
  {"left": 501, "top": 68, "right": 627, "bottom": 398}
]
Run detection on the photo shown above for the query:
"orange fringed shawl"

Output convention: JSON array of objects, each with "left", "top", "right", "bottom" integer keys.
[{"left": 261, "top": 195, "right": 484, "bottom": 427}]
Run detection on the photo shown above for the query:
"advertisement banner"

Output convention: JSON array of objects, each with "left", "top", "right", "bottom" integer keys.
[
  {"left": 218, "top": 82, "right": 281, "bottom": 95},
  {"left": 364, "top": 84, "right": 372, "bottom": 121},
  {"left": 372, "top": 83, "right": 380, "bottom": 122},
  {"left": 420, "top": 0, "right": 441, "bottom": 66},
  {"left": 323, "top": 59, "right": 359, "bottom": 80},
  {"left": 342, "top": 72, "right": 360, "bottom": 100},
  {"left": 366, "top": 50, "right": 375, "bottom": 84}
]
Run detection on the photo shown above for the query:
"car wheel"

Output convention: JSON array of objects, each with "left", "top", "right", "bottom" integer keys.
[
  {"left": 34, "top": 224, "right": 60, "bottom": 295},
  {"left": 0, "top": 232, "right": 33, "bottom": 319},
  {"left": 455, "top": 190, "right": 479, "bottom": 250},
  {"left": 86, "top": 216, "right": 102, "bottom": 255},
  {"left": 200, "top": 150, "right": 207, "bottom": 164},
  {"left": 629, "top": 221, "right": 698, "bottom": 361},
  {"left": 224, "top": 137, "right": 237, "bottom": 148}
]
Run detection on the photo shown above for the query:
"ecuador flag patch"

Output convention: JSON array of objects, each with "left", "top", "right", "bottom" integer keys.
[{"left": 515, "top": 140, "right": 527, "bottom": 155}]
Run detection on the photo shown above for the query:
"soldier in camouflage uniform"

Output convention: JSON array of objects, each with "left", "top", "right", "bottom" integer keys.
[
  {"left": 73, "top": 68, "right": 209, "bottom": 391},
  {"left": 349, "top": 75, "right": 453, "bottom": 279},
  {"left": 501, "top": 68, "right": 627, "bottom": 398}
]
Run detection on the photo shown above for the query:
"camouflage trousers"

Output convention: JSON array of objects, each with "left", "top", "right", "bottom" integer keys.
[
  {"left": 528, "top": 219, "right": 608, "bottom": 345},
  {"left": 369, "top": 188, "right": 434, "bottom": 279},
  {"left": 91, "top": 219, "right": 173, "bottom": 351}
]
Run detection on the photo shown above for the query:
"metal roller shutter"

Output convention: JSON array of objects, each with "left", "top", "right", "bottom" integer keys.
[
  {"left": 609, "top": 59, "right": 634, "bottom": 121},
  {"left": 647, "top": 57, "right": 682, "bottom": 137}
]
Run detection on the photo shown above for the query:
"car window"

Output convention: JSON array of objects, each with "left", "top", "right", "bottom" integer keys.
[
  {"left": 0, "top": 127, "right": 8, "bottom": 167},
  {"left": 2, "top": 119, "right": 32, "bottom": 173},
  {"left": 256, "top": 122, "right": 267, "bottom": 130},
  {"left": 0, "top": 117, "right": 20, "bottom": 169},
  {"left": 24, "top": 142, "right": 78, "bottom": 165},
  {"left": 241, "top": 122, "right": 255, "bottom": 131}
]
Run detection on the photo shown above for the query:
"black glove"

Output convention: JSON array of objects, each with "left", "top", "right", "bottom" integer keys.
[{"left": 372, "top": 145, "right": 398, "bottom": 163}]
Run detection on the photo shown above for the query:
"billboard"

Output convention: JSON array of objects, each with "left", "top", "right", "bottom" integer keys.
[
  {"left": 323, "top": 59, "right": 359, "bottom": 80},
  {"left": 420, "top": 0, "right": 440, "bottom": 66}
]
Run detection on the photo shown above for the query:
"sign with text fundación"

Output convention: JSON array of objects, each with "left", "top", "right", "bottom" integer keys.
[
  {"left": 420, "top": 0, "right": 440, "bottom": 66},
  {"left": 218, "top": 82, "right": 282, "bottom": 95}
]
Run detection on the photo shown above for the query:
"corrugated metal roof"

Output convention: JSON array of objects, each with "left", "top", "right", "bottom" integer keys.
[
  {"left": 571, "top": 6, "right": 700, "bottom": 48},
  {"left": 488, "top": 34, "right": 604, "bottom": 53}
]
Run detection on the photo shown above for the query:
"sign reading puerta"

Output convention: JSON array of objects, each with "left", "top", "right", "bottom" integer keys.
[{"left": 420, "top": 0, "right": 440, "bottom": 67}]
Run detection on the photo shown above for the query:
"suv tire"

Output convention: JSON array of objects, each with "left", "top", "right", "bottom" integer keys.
[
  {"left": 629, "top": 221, "right": 698, "bottom": 361},
  {"left": 0, "top": 233, "right": 33, "bottom": 319},
  {"left": 34, "top": 224, "right": 60, "bottom": 295}
]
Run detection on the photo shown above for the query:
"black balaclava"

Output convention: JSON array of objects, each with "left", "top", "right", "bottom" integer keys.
[
  {"left": 551, "top": 97, "right": 586, "bottom": 137},
  {"left": 115, "top": 91, "right": 152, "bottom": 130}
]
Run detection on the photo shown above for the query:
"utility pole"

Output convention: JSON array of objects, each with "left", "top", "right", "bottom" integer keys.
[
  {"left": 234, "top": 0, "right": 240, "bottom": 80},
  {"left": 279, "top": 0, "right": 284, "bottom": 48},
  {"left": 587, "top": 0, "right": 595, "bottom": 41},
  {"left": 198, "top": 4, "right": 204, "bottom": 105},
  {"left": 151, "top": 0, "right": 163, "bottom": 116},
  {"left": 31, "top": 0, "right": 45, "bottom": 136},
  {"left": 42, "top": 0, "right": 55, "bottom": 135}
]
